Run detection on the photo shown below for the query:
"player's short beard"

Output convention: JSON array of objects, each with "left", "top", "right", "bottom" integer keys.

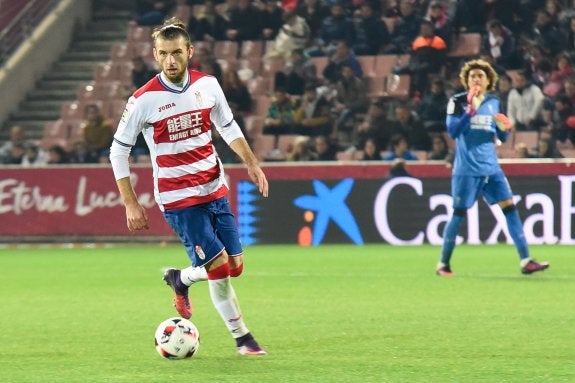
[{"left": 164, "top": 66, "right": 186, "bottom": 84}]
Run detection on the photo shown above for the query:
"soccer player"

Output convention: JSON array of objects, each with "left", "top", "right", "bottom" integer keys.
[
  {"left": 436, "top": 59, "right": 550, "bottom": 277},
  {"left": 109, "top": 17, "right": 268, "bottom": 355}
]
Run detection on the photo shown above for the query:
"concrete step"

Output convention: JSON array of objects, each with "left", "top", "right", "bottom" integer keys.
[
  {"left": 60, "top": 51, "right": 111, "bottom": 62},
  {"left": 43, "top": 70, "right": 94, "bottom": 82},
  {"left": 20, "top": 100, "right": 64, "bottom": 111},
  {"left": 28, "top": 89, "right": 77, "bottom": 101},
  {"left": 11, "top": 108, "right": 61, "bottom": 121},
  {"left": 6, "top": 119, "right": 52, "bottom": 139}
]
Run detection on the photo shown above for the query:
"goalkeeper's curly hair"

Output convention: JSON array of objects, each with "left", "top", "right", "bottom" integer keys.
[{"left": 459, "top": 59, "right": 498, "bottom": 92}]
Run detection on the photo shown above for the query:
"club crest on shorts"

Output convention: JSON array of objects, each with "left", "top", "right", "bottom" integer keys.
[{"left": 195, "top": 245, "right": 206, "bottom": 260}]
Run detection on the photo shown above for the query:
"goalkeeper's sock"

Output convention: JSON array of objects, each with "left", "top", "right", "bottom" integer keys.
[
  {"left": 440, "top": 212, "right": 464, "bottom": 266},
  {"left": 180, "top": 266, "right": 208, "bottom": 286},
  {"left": 207, "top": 262, "right": 249, "bottom": 339},
  {"left": 502, "top": 205, "right": 530, "bottom": 261}
]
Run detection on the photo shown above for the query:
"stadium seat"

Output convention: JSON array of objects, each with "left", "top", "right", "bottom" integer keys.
[
  {"left": 174, "top": 4, "right": 191, "bottom": 22},
  {"left": 336, "top": 151, "right": 355, "bottom": 161},
  {"left": 310, "top": 57, "right": 329, "bottom": 79},
  {"left": 356, "top": 55, "right": 376, "bottom": 78},
  {"left": 366, "top": 74, "right": 410, "bottom": 99},
  {"left": 374, "top": 54, "right": 410, "bottom": 77},
  {"left": 244, "top": 115, "right": 265, "bottom": 138},
  {"left": 213, "top": 40, "right": 239, "bottom": 60},
  {"left": 254, "top": 95, "right": 272, "bottom": 116},
  {"left": 277, "top": 134, "right": 300, "bottom": 155},
  {"left": 262, "top": 57, "right": 285, "bottom": 77},
  {"left": 247, "top": 76, "right": 273, "bottom": 96},
  {"left": 252, "top": 134, "right": 277, "bottom": 161},
  {"left": 240, "top": 40, "right": 264, "bottom": 59},
  {"left": 514, "top": 131, "right": 539, "bottom": 150},
  {"left": 127, "top": 25, "right": 152, "bottom": 43},
  {"left": 447, "top": 33, "right": 481, "bottom": 58},
  {"left": 412, "top": 150, "right": 428, "bottom": 160}
]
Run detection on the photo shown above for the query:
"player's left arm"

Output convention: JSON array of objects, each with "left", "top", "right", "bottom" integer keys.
[
  {"left": 229, "top": 137, "right": 269, "bottom": 197},
  {"left": 492, "top": 98, "right": 511, "bottom": 142}
]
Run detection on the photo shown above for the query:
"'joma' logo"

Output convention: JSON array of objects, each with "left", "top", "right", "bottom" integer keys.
[{"left": 159, "top": 102, "right": 176, "bottom": 113}]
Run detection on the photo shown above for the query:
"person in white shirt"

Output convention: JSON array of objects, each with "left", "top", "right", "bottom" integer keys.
[{"left": 506, "top": 70, "right": 545, "bottom": 131}]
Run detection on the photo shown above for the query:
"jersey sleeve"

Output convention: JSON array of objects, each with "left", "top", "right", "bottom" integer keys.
[
  {"left": 113, "top": 96, "right": 147, "bottom": 147},
  {"left": 208, "top": 77, "right": 246, "bottom": 145}
]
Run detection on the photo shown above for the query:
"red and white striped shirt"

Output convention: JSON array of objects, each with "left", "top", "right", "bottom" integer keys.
[{"left": 112, "top": 69, "right": 245, "bottom": 211}]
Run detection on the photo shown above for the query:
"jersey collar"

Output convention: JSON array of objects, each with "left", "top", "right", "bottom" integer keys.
[{"left": 158, "top": 69, "right": 191, "bottom": 94}]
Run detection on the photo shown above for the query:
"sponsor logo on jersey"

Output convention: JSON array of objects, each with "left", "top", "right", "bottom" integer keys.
[
  {"left": 167, "top": 111, "right": 204, "bottom": 141},
  {"left": 158, "top": 102, "right": 176, "bottom": 113}
]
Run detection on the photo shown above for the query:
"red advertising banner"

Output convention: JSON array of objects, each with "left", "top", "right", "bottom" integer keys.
[{"left": 1, "top": 161, "right": 574, "bottom": 241}]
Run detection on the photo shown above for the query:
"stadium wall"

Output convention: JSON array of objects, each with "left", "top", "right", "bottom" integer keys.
[
  {"left": 0, "top": 0, "right": 91, "bottom": 124},
  {"left": 1, "top": 161, "right": 574, "bottom": 245}
]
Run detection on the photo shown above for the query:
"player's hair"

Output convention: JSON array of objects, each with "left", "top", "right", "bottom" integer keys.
[
  {"left": 152, "top": 17, "right": 191, "bottom": 48},
  {"left": 459, "top": 59, "right": 498, "bottom": 91}
]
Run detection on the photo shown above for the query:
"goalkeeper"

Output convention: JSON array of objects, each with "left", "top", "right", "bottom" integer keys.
[{"left": 436, "top": 59, "right": 550, "bottom": 276}]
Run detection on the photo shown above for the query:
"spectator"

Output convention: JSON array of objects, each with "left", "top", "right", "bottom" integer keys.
[
  {"left": 322, "top": 40, "right": 363, "bottom": 84},
  {"left": 382, "top": 134, "right": 419, "bottom": 161},
  {"left": 453, "top": 0, "right": 487, "bottom": 34},
  {"left": 310, "top": 134, "right": 337, "bottom": 161},
  {"left": 389, "top": 102, "right": 431, "bottom": 151},
  {"left": 483, "top": 19, "right": 518, "bottom": 69},
  {"left": 564, "top": 16, "right": 575, "bottom": 51},
  {"left": 352, "top": 2, "right": 390, "bottom": 55},
  {"left": 2, "top": 143, "right": 26, "bottom": 164},
  {"left": 292, "top": 83, "right": 333, "bottom": 137},
  {"left": 384, "top": 158, "right": 413, "bottom": 179},
  {"left": 296, "top": 0, "right": 330, "bottom": 41},
  {"left": 134, "top": 0, "right": 174, "bottom": 26},
  {"left": 263, "top": 87, "right": 298, "bottom": 149},
  {"left": 360, "top": 137, "right": 382, "bottom": 161},
  {"left": 528, "top": 9, "right": 567, "bottom": 56},
  {"left": 0, "top": 125, "right": 29, "bottom": 162},
  {"left": 190, "top": 0, "right": 228, "bottom": 42},
  {"left": 222, "top": 70, "right": 252, "bottom": 115},
  {"left": 514, "top": 142, "right": 535, "bottom": 158},
  {"left": 543, "top": 52, "right": 573, "bottom": 98},
  {"left": 547, "top": 94, "right": 575, "bottom": 144},
  {"left": 21, "top": 144, "right": 48, "bottom": 166},
  {"left": 69, "top": 140, "right": 99, "bottom": 164},
  {"left": 225, "top": 0, "right": 263, "bottom": 42},
  {"left": 427, "top": 133, "right": 453, "bottom": 163},
  {"left": 274, "top": 49, "right": 318, "bottom": 96},
  {"left": 534, "top": 135, "right": 563, "bottom": 158},
  {"left": 132, "top": 56, "right": 156, "bottom": 89},
  {"left": 425, "top": 1, "right": 453, "bottom": 48},
  {"left": 416, "top": 77, "right": 448, "bottom": 133},
  {"left": 304, "top": 2, "right": 355, "bottom": 57},
  {"left": 265, "top": 11, "right": 311, "bottom": 60},
  {"left": 507, "top": 70, "right": 546, "bottom": 131},
  {"left": 287, "top": 135, "right": 315, "bottom": 161},
  {"left": 188, "top": 46, "right": 223, "bottom": 84},
  {"left": 355, "top": 98, "right": 396, "bottom": 152},
  {"left": 82, "top": 104, "right": 115, "bottom": 158},
  {"left": 384, "top": 0, "right": 421, "bottom": 54},
  {"left": 495, "top": 73, "right": 513, "bottom": 116},
  {"left": 260, "top": 0, "right": 284, "bottom": 40},
  {"left": 47, "top": 144, "right": 69, "bottom": 164},
  {"left": 332, "top": 63, "right": 369, "bottom": 146}
]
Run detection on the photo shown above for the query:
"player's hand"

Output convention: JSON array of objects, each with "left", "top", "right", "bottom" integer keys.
[
  {"left": 248, "top": 165, "right": 269, "bottom": 197},
  {"left": 466, "top": 86, "right": 480, "bottom": 115},
  {"left": 494, "top": 113, "right": 512, "bottom": 131},
  {"left": 125, "top": 203, "right": 149, "bottom": 231}
]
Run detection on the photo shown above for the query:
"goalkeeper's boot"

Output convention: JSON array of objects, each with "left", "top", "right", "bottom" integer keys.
[
  {"left": 521, "top": 259, "right": 550, "bottom": 275},
  {"left": 236, "top": 333, "right": 267, "bottom": 356},
  {"left": 163, "top": 268, "right": 192, "bottom": 319},
  {"left": 436, "top": 264, "right": 454, "bottom": 277}
]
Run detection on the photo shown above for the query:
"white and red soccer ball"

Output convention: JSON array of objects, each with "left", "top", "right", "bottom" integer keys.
[{"left": 154, "top": 317, "right": 200, "bottom": 360}]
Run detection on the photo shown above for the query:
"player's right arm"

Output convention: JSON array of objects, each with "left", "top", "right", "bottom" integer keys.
[
  {"left": 445, "top": 93, "right": 472, "bottom": 139},
  {"left": 109, "top": 96, "right": 149, "bottom": 231}
]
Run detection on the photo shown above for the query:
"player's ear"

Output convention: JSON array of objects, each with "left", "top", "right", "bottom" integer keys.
[
  {"left": 152, "top": 47, "right": 159, "bottom": 62},
  {"left": 188, "top": 46, "right": 194, "bottom": 59}
]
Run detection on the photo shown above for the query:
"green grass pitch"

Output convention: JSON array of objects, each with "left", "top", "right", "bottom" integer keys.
[{"left": 0, "top": 244, "right": 573, "bottom": 383}]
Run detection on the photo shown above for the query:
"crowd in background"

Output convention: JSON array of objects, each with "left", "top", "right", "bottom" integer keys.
[{"left": 2, "top": 0, "right": 575, "bottom": 166}]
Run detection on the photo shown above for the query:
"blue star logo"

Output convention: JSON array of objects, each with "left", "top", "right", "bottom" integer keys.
[{"left": 293, "top": 178, "right": 364, "bottom": 245}]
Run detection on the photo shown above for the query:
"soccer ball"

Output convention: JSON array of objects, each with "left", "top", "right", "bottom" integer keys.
[{"left": 154, "top": 317, "right": 200, "bottom": 360}]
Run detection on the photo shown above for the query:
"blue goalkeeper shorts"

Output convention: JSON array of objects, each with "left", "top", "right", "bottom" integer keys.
[
  {"left": 163, "top": 197, "right": 243, "bottom": 267},
  {"left": 451, "top": 171, "right": 513, "bottom": 209}
]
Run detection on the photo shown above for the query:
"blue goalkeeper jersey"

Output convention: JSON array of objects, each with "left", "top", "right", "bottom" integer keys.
[{"left": 445, "top": 92, "right": 509, "bottom": 176}]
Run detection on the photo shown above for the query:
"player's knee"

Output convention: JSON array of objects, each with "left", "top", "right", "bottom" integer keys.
[
  {"left": 501, "top": 204, "right": 516, "bottom": 215},
  {"left": 454, "top": 208, "right": 466, "bottom": 217},
  {"left": 230, "top": 263, "right": 244, "bottom": 278}
]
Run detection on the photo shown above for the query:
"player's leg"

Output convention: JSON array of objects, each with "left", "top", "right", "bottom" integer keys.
[
  {"left": 487, "top": 173, "right": 549, "bottom": 274},
  {"left": 207, "top": 197, "right": 266, "bottom": 355},
  {"left": 437, "top": 175, "right": 480, "bottom": 276}
]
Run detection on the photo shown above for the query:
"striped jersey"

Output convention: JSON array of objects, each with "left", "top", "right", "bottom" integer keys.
[
  {"left": 445, "top": 92, "right": 509, "bottom": 176},
  {"left": 113, "top": 69, "right": 244, "bottom": 211}
]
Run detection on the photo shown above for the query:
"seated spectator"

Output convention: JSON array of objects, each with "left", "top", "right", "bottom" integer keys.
[
  {"left": 547, "top": 94, "right": 575, "bottom": 144},
  {"left": 69, "top": 140, "right": 99, "bottom": 164},
  {"left": 2, "top": 143, "right": 26, "bottom": 164},
  {"left": 355, "top": 98, "right": 396, "bottom": 152},
  {"left": 135, "top": 0, "right": 174, "bottom": 26},
  {"left": 427, "top": 133, "right": 453, "bottom": 163},
  {"left": 287, "top": 135, "right": 315, "bottom": 161},
  {"left": 189, "top": 0, "right": 228, "bottom": 42},
  {"left": 132, "top": 56, "right": 156, "bottom": 89},
  {"left": 322, "top": 40, "right": 363, "bottom": 85},
  {"left": 263, "top": 87, "right": 298, "bottom": 149},
  {"left": 494, "top": 73, "right": 512, "bottom": 115},
  {"left": 265, "top": 11, "right": 311, "bottom": 60},
  {"left": 189, "top": 46, "right": 223, "bottom": 84},
  {"left": 425, "top": 1, "right": 453, "bottom": 48},
  {"left": 382, "top": 134, "right": 419, "bottom": 161},
  {"left": 260, "top": 0, "right": 284, "bottom": 40},
  {"left": 360, "top": 137, "right": 382, "bottom": 161},
  {"left": 0, "top": 125, "right": 29, "bottom": 163},
  {"left": 21, "top": 144, "right": 48, "bottom": 166},
  {"left": 383, "top": 0, "right": 421, "bottom": 54},
  {"left": 483, "top": 19, "right": 518, "bottom": 70},
  {"left": 222, "top": 70, "right": 252, "bottom": 115},
  {"left": 296, "top": 0, "right": 329, "bottom": 42},
  {"left": 332, "top": 63, "right": 369, "bottom": 146},
  {"left": 416, "top": 78, "right": 448, "bottom": 133},
  {"left": 534, "top": 135, "right": 563, "bottom": 158},
  {"left": 352, "top": 2, "right": 390, "bottom": 55},
  {"left": 507, "top": 70, "right": 546, "bottom": 131},
  {"left": 274, "top": 49, "right": 318, "bottom": 96},
  {"left": 47, "top": 144, "right": 69, "bottom": 164},
  {"left": 292, "top": 83, "right": 332, "bottom": 137},
  {"left": 543, "top": 52, "right": 573, "bottom": 98},
  {"left": 82, "top": 104, "right": 115, "bottom": 159},
  {"left": 304, "top": 2, "right": 354, "bottom": 57},
  {"left": 225, "top": 0, "right": 263, "bottom": 42},
  {"left": 389, "top": 102, "right": 431, "bottom": 151},
  {"left": 384, "top": 158, "right": 413, "bottom": 179},
  {"left": 310, "top": 134, "right": 336, "bottom": 161}
]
